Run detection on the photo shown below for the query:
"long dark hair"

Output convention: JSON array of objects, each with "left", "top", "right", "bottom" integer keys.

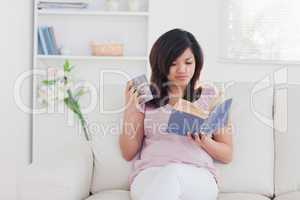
[{"left": 146, "top": 28, "right": 204, "bottom": 108}]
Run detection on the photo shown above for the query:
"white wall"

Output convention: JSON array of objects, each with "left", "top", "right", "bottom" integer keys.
[{"left": 0, "top": 1, "right": 32, "bottom": 199}]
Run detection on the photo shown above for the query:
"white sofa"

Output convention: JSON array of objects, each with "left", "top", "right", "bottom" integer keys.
[{"left": 19, "top": 82, "right": 300, "bottom": 200}]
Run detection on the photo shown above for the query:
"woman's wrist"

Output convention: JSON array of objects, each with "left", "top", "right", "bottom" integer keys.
[
  {"left": 201, "top": 134, "right": 213, "bottom": 149},
  {"left": 123, "top": 108, "right": 142, "bottom": 124}
]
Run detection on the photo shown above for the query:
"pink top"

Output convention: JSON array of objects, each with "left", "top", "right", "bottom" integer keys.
[{"left": 128, "top": 84, "right": 224, "bottom": 187}]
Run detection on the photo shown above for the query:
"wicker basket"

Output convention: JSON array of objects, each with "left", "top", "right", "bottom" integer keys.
[{"left": 90, "top": 41, "right": 123, "bottom": 56}]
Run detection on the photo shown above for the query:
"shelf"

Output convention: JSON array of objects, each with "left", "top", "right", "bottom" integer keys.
[
  {"left": 38, "top": 10, "right": 149, "bottom": 17},
  {"left": 33, "top": 0, "right": 150, "bottom": 162},
  {"left": 37, "top": 55, "right": 148, "bottom": 61}
]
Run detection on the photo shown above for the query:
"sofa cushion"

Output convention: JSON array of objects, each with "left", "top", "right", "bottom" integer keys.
[
  {"left": 20, "top": 139, "right": 93, "bottom": 200},
  {"left": 90, "top": 130, "right": 136, "bottom": 193},
  {"left": 218, "top": 192, "right": 271, "bottom": 200},
  {"left": 90, "top": 83, "right": 135, "bottom": 193},
  {"left": 274, "top": 83, "right": 300, "bottom": 195},
  {"left": 87, "top": 191, "right": 271, "bottom": 200},
  {"left": 274, "top": 192, "right": 300, "bottom": 200},
  {"left": 215, "top": 82, "right": 274, "bottom": 197}
]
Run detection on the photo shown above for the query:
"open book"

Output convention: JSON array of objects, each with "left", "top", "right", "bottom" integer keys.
[{"left": 166, "top": 98, "right": 233, "bottom": 136}]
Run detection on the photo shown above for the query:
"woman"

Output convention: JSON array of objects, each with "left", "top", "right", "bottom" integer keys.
[{"left": 119, "top": 29, "right": 233, "bottom": 200}]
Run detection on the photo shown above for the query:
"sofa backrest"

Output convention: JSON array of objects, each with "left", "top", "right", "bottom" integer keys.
[
  {"left": 215, "top": 82, "right": 274, "bottom": 197},
  {"left": 90, "top": 82, "right": 275, "bottom": 197},
  {"left": 274, "top": 83, "right": 300, "bottom": 195}
]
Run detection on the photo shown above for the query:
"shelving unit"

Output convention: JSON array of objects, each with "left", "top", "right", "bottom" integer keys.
[
  {"left": 34, "top": 0, "right": 150, "bottom": 59},
  {"left": 32, "top": 0, "right": 150, "bottom": 161}
]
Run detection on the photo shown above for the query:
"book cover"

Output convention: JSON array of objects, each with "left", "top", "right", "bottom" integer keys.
[
  {"left": 166, "top": 98, "right": 233, "bottom": 136},
  {"left": 37, "top": 32, "right": 44, "bottom": 55},
  {"left": 48, "top": 26, "right": 60, "bottom": 55},
  {"left": 38, "top": 2, "right": 88, "bottom": 9},
  {"left": 38, "top": 27, "right": 48, "bottom": 55},
  {"left": 42, "top": 26, "right": 55, "bottom": 55}
]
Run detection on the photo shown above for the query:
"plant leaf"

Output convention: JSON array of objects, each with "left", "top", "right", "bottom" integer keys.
[
  {"left": 65, "top": 90, "right": 82, "bottom": 114},
  {"left": 63, "top": 60, "right": 72, "bottom": 72},
  {"left": 64, "top": 98, "right": 79, "bottom": 114},
  {"left": 42, "top": 80, "right": 56, "bottom": 85}
]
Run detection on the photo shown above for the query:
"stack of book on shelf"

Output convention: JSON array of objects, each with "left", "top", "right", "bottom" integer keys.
[
  {"left": 38, "top": 26, "right": 61, "bottom": 55},
  {"left": 38, "top": 0, "right": 90, "bottom": 9}
]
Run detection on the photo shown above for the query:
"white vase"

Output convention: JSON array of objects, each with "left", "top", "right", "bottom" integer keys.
[
  {"left": 128, "top": 0, "right": 140, "bottom": 11},
  {"left": 60, "top": 46, "right": 71, "bottom": 55},
  {"left": 106, "top": 0, "right": 120, "bottom": 11}
]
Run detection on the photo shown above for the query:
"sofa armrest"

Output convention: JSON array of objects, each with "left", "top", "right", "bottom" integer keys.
[{"left": 19, "top": 141, "right": 93, "bottom": 200}]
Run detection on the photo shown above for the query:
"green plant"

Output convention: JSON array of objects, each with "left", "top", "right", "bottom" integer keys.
[{"left": 37, "top": 60, "right": 90, "bottom": 141}]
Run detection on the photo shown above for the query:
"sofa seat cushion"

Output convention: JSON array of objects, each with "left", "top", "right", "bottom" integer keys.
[
  {"left": 274, "top": 192, "right": 300, "bottom": 200},
  {"left": 87, "top": 190, "right": 271, "bottom": 200},
  {"left": 86, "top": 190, "right": 130, "bottom": 200},
  {"left": 218, "top": 193, "right": 271, "bottom": 200}
]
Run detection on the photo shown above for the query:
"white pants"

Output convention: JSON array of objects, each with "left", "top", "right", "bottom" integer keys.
[{"left": 130, "top": 163, "right": 219, "bottom": 200}]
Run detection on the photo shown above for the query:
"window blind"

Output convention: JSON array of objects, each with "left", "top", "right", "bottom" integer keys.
[{"left": 220, "top": 0, "right": 300, "bottom": 63}]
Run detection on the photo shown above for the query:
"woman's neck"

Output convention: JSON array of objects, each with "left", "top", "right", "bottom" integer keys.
[{"left": 168, "top": 86, "right": 185, "bottom": 106}]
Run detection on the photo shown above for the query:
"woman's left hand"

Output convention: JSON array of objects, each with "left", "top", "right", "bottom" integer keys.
[{"left": 187, "top": 132, "right": 210, "bottom": 149}]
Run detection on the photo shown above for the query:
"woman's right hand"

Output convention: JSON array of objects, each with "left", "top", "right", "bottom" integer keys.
[{"left": 124, "top": 81, "right": 144, "bottom": 115}]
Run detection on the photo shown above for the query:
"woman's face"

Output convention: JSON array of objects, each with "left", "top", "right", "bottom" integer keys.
[{"left": 167, "top": 48, "right": 196, "bottom": 90}]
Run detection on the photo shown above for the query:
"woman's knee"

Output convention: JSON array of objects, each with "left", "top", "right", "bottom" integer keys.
[
  {"left": 130, "top": 168, "right": 161, "bottom": 200},
  {"left": 180, "top": 166, "right": 219, "bottom": 200},
  {"left": 130, "top": 164, "right": 182, "bottom": 200}
]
